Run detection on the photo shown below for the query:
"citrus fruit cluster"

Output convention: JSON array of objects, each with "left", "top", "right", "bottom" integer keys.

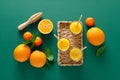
[
  {"left": 14, "top": 18, "right": 54, "bottom": 68},
  {"left": 14, "top": 32, "right": 47, "bottom": 68},
  {"left": 85, "top": 17, "right": 106, "bottom": 56},
  {"left": 86, "top": 17, "right": 105, "bottom": 46},
  {"left": 23, "top": 31, "right": 42, "bottom": 47}
]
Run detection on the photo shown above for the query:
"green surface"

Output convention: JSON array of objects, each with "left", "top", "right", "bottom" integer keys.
[{"left": 0, "top": 0, "right": 120, "bottom": 80}]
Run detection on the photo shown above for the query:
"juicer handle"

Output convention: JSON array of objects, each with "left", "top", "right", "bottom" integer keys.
[{"left": 18, "top": 21, "right": 29, "bottom": 31}]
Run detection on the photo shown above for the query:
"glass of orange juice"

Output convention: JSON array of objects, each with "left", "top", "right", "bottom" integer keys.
[
  {"left": 69, "top": 48, "right": 83, "bottom": 62},
  {"left": 57, "top": 38, "right": 70, "bottom": 51},
  {"left": 70, "top": 21, "right": 82, "bottom": 35}
]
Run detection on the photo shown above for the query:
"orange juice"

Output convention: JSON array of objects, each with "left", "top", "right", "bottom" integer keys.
[
  {"left": 57, "top": 38, "right": 70, "bottom": 51},
  {"left": 70, "top": 21, "right": 82, "bottom": 34},
  {"left": 69, "top": 48, "right": 83, "bottom": 62}
]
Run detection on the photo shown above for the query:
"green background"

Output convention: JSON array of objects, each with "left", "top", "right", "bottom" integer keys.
[{"left": 0, "top": 0, "right": 120, "bottom": 80}]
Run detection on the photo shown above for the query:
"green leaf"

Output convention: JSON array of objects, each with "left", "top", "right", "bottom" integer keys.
[
  {"left": 30, "top": 43, "right": 35, "bottom": 50},
  {"left": 22, "top": 40, "right": 32, "bottom": 44},
  {"left": 44, "top": 48, "right": 54, "bottom": 61},
  {"left": 31, "top": 34, "right": 39, "bottom": 42},
  {"left": 96, "top": 45, "right": 106, "bottom": 56},
  {"left": 43, "top": 61, "right": 54, "bottom": 69}
]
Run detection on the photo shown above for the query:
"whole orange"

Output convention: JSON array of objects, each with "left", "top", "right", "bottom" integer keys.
[
  {"left": 30, "top": 50, "right": 46, "bottom": 68},
  {"left": 23, "top": 32, "right": 33, "bottom": 40},
  {"left": 85, "top": 17, "right": 95, "bottom": 27},
  {"left": 34, "top": 36, "right": 42, "bottom": 46},
  {"left": 14, "top": 44, "right": 31, "bottom": 62},
  {"left": 87, "top": 27, "right": 105, "bottom": 46}
]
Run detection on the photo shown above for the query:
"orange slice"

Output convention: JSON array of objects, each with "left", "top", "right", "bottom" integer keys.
[
  {"left": 38, "top": 19, "right": 53, "bottom": 34},
  {"left": 70, "top": 21, "right": 82, "bottom": 34},
  {"left": 69, "top": 48, "right": 83, "bottom": 62}
]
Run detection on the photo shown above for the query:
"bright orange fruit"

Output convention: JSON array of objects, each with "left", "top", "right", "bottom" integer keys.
[
  {"left": 85, "top": 17, "right": 95, "bottom": 27},
  {"left": 87, "top": 27, "right": 105, "bottom": 46},
  {"left": 23, "top": 32, "right": 33, "bottom": 40},
  {"left": 34, "top": 36, "right": 42, "bottom": 46},
  {"left": 38, "top": 19, "right": 53, "bottom": 34},
  {"left": 30, "top": 50, "right": 46, "bottom": 68},
  {"left": 14, "top": 44, "right": 31, "bottom": 62}
]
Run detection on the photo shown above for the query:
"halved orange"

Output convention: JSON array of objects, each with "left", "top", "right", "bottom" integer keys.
[{"left": 38, "top": 19, "right": 53, "bottom": 34}]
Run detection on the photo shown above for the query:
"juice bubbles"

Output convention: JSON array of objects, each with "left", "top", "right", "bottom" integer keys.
[
  {"left": 57, "top": 38, "right": 70, "bottom": 51},
  {"left": 70, "top": 21, "right": 82, "bottom": 34},
  {"left": 69, "top": 48, "right": 83, "bottom": 62}
]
